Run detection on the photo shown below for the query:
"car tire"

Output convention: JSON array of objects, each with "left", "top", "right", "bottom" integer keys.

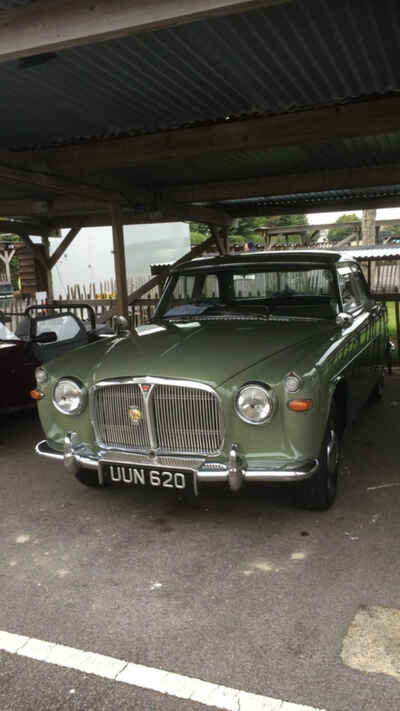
[
  {"left": 295, "top": 405, "right": 340, "bottom": 511},
  {"left": 75, "top": 469, "right": 108, "bottom": 488},
  {"left": 368, "top": 374, "right": 384, "bottom": 404}
]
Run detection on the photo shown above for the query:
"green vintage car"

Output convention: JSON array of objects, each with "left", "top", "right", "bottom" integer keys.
[{"left": 35, "top": 250, "right": 389, "bottom": 509}]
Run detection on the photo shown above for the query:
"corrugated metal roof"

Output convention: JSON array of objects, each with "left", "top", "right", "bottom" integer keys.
[
  {"left": 341, "top": 246, "right": 400, "bottom": 260},
  {"left": 1, "top": 0, "right": 400, "bottom": 149},
  {"left": 213, "top": 185, "right": 400, "bottom": 211}
]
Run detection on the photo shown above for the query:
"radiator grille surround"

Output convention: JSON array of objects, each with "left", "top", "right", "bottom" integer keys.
[{"left": 91, "top": 378, "right": 224, "bottom": 455}]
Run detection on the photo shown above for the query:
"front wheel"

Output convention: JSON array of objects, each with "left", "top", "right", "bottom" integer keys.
[{"left": 295, "top": 407, "right": 340, "bottom": 510}]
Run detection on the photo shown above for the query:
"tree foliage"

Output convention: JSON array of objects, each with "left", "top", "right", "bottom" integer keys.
[
  {"left": 327, "top": 213, "right": 360, "bottom": 243},
  {"left": 189, "top": 213, "right": 308, "bottom": 246}
]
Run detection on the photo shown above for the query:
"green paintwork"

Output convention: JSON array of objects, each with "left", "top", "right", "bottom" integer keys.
[{"left": 37, "top": 254, "right": 389, "bottom": 471}]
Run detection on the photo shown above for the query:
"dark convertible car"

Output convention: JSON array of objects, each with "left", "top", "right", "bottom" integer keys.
[{"left": 0, "top": 304, "right": 111, "bottom": 414}]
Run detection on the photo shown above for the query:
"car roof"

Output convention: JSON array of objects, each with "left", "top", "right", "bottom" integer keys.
[{"left": 171, "top": 249, "right": 355, "bottom": 273}]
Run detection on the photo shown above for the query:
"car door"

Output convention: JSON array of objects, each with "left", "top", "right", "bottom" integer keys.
[
  {"left": 336, "top": 264, "right": 371, "bottom": 418},
  {"left": 0, "top": 340, "right": 38, "bottom": 411},
  {"left": 350, "top": 263, "right": 387, "bottom": 393}
]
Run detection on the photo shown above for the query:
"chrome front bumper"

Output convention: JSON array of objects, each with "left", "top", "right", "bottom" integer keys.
[{"left": 36, "top": 434, "right": 318, "bottom": 492}]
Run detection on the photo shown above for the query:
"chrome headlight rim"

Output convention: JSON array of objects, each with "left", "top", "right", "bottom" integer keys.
[
  {"left": 52, "top": 377, "right": 87, "bottom": 415},
  {"left": 235, "top": 382, "right": 277, "bottom": 425}
]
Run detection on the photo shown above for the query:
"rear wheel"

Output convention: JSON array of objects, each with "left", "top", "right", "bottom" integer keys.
[{"left": 295, "top": 406, "right": 340, "bottom": 510}]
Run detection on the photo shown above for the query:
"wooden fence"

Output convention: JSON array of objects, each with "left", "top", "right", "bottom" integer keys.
[
  {"left": 2, "top": 268, "right": 400, "bottom": 363},
  {"left": 0, "top": 293, "right": 160, "bottom": 332}
]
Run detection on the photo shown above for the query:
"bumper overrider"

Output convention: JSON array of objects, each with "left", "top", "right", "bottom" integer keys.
[{"left": 35, "top": 434, "right": 318, "bottom": 492}]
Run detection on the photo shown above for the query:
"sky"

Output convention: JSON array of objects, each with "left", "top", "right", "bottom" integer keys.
[{"left": 308, "top": 207, "right": 400, "bottom": 224}]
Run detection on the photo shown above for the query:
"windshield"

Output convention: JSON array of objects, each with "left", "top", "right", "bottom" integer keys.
[
  {"left": 158, "top": 266, "right": 338, "bottom": 321},
  {"left": 0, "top": 321, "right": 19, "bottom": 341}
]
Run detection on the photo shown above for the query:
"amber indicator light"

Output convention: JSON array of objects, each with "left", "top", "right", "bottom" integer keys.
[
  {"left": 30, "top": 389, "right": 42, "bottom": 401},
  {"left": 288, "top": 399, "right": 312, "bottom": 412}
]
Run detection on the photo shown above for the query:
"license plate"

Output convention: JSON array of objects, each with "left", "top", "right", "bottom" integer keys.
[{"left": 101, "top": 463, "right": 197, "bottom": 495}]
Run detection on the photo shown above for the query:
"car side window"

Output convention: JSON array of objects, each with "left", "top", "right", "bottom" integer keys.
[
  {"left": 172, "top": 275, "right": 195, "bottom": 301},
  {"left": 350, "top": 265, "right": 372, "bottom": 307},
  {"left": 337, "top": 266, "right": 361, "bottom": 313}
]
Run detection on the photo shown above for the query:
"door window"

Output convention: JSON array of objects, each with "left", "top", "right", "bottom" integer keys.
[{"left": 337, "top": 266, "right": 361, "bottom": 313}]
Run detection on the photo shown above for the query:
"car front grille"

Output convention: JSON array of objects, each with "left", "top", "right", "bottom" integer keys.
[{"left": 92, "top": 379, "right": 223, "bottom": 455}]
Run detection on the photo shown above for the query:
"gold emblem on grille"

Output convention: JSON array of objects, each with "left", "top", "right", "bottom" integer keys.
[{"left": 128, "top": 406, "right": 142, "bottom": 424}]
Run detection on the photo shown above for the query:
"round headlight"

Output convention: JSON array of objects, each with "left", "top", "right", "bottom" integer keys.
[
  {"left": 35, "top": 366, "right": 48, "bottom": 386},
  {"left": 235, "top": 383, "right": 276, "bottom": 424},
  {"left": 53, "top": 378, "right": 87, "bottom": 415}
]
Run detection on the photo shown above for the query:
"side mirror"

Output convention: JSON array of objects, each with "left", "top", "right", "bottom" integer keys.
[
  {"left": 34, "top": 330, "right": 58, "bottom": 344},
  {"left": 336, "top": 312, "right": 354, "bottom": 328},
  {"left": 112, "top": 315, "right": 130, "bottom": 336}
]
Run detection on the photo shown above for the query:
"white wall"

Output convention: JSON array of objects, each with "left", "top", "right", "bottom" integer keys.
[{"left": 49, "top": 222, "right": 190, "bottom": 298}]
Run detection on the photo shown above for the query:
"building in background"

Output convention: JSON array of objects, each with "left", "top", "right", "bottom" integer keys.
[{"left": 49, "top": 223, "right": 190, "bottom": 298}]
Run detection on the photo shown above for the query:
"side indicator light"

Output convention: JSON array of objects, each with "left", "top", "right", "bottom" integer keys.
[
  {"left": 288, "top": 399, "right": 312, "bottom": 412},
  {"left": 30, "top": 389, "right": 44, "bottom": 401}
]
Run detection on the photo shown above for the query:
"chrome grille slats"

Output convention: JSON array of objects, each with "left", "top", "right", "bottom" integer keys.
[
  {"left": 152, "top": 384, "right": 222, "bottom": 454},
  {"left": 93, "top": 383, "right": 151, "bottom": 451},
  {"left": 92, "top": 378, "right": 223, "bottom": 455}
]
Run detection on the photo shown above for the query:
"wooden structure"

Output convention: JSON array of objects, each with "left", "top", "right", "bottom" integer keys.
[{"left": 1, "top": 0, "right": 400, "bottom": 317}]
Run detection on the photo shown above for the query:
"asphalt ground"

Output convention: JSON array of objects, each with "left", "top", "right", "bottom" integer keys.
[{"left": 1, "top": 377, "right": 400, "bottom": 711}]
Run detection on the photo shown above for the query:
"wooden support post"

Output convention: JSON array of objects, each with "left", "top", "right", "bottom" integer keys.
[
  {"left": 211, "top": 226, "right": 228, "bottom": 255},
  {"left": 42, "top": 233, "right": 54, "bottom": 302},
  {"left": 111, "top": 203, "right": 129, "bottom": 319}
]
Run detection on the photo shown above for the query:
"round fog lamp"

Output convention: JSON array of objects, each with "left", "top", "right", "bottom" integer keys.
[
  {"left": 35, "top": 366, "right": 48, "bottom": 386},
  {"left": 285, "top": 372, "right": 303, "bottom": 393},
  {"left": 236, "top": 384, "right": 276, "bottom": 425},
  {"left": 53, "top": 378, "right": 87, "bottom": 415}
]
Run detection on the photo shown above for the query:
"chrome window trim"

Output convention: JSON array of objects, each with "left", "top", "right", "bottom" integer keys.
[{"left": 90, "top": 376, "right": 224, "bottom": 456}]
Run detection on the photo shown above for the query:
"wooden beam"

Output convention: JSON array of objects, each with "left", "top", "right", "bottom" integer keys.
[
  {"left": 0, "top": 198, "right": 121, "bottom": 218},
  {"left": 0, "top": 164, "right": 128, "bottom": 204},
  {"left": 49, "top": 226, "right": 81, "bottom": 269},
  {"left": 0, "top": 219, "right": 53, "bottom": 236},
  {"left": 111, "top": 204, "right": 129, "bottom": 319},
  {"left": 7, "top": 96, "right": 400, "bottom": 176},
  {"left": 160, "top": 202, "right": 231, "bottom": 227},
  {"left": 211, "top": 226, "right": 227, "bottom": 255},
  {"left": 44, "top": 203, "right": 231, "bottom": 228},
  {"left": 0, "top": 0, "right": 289, "bottom": 64},
  {"left": 229, "top": 195, "right": 400, "bottom": 218},
  {"left": 166, "top": 163, "right": 400, "bottom": 203}
]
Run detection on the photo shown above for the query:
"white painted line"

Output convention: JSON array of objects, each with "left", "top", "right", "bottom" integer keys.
[
  {"left": 367, "top": 482, "right": 400, "bottom": 491},
  {"left": 0, "top": 630, "right": 325, "bottom": 711}
]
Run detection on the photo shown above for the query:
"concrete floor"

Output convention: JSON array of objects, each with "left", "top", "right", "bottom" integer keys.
[{"left": 0, "top": 377, "right": 399, "bottom": 711}]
